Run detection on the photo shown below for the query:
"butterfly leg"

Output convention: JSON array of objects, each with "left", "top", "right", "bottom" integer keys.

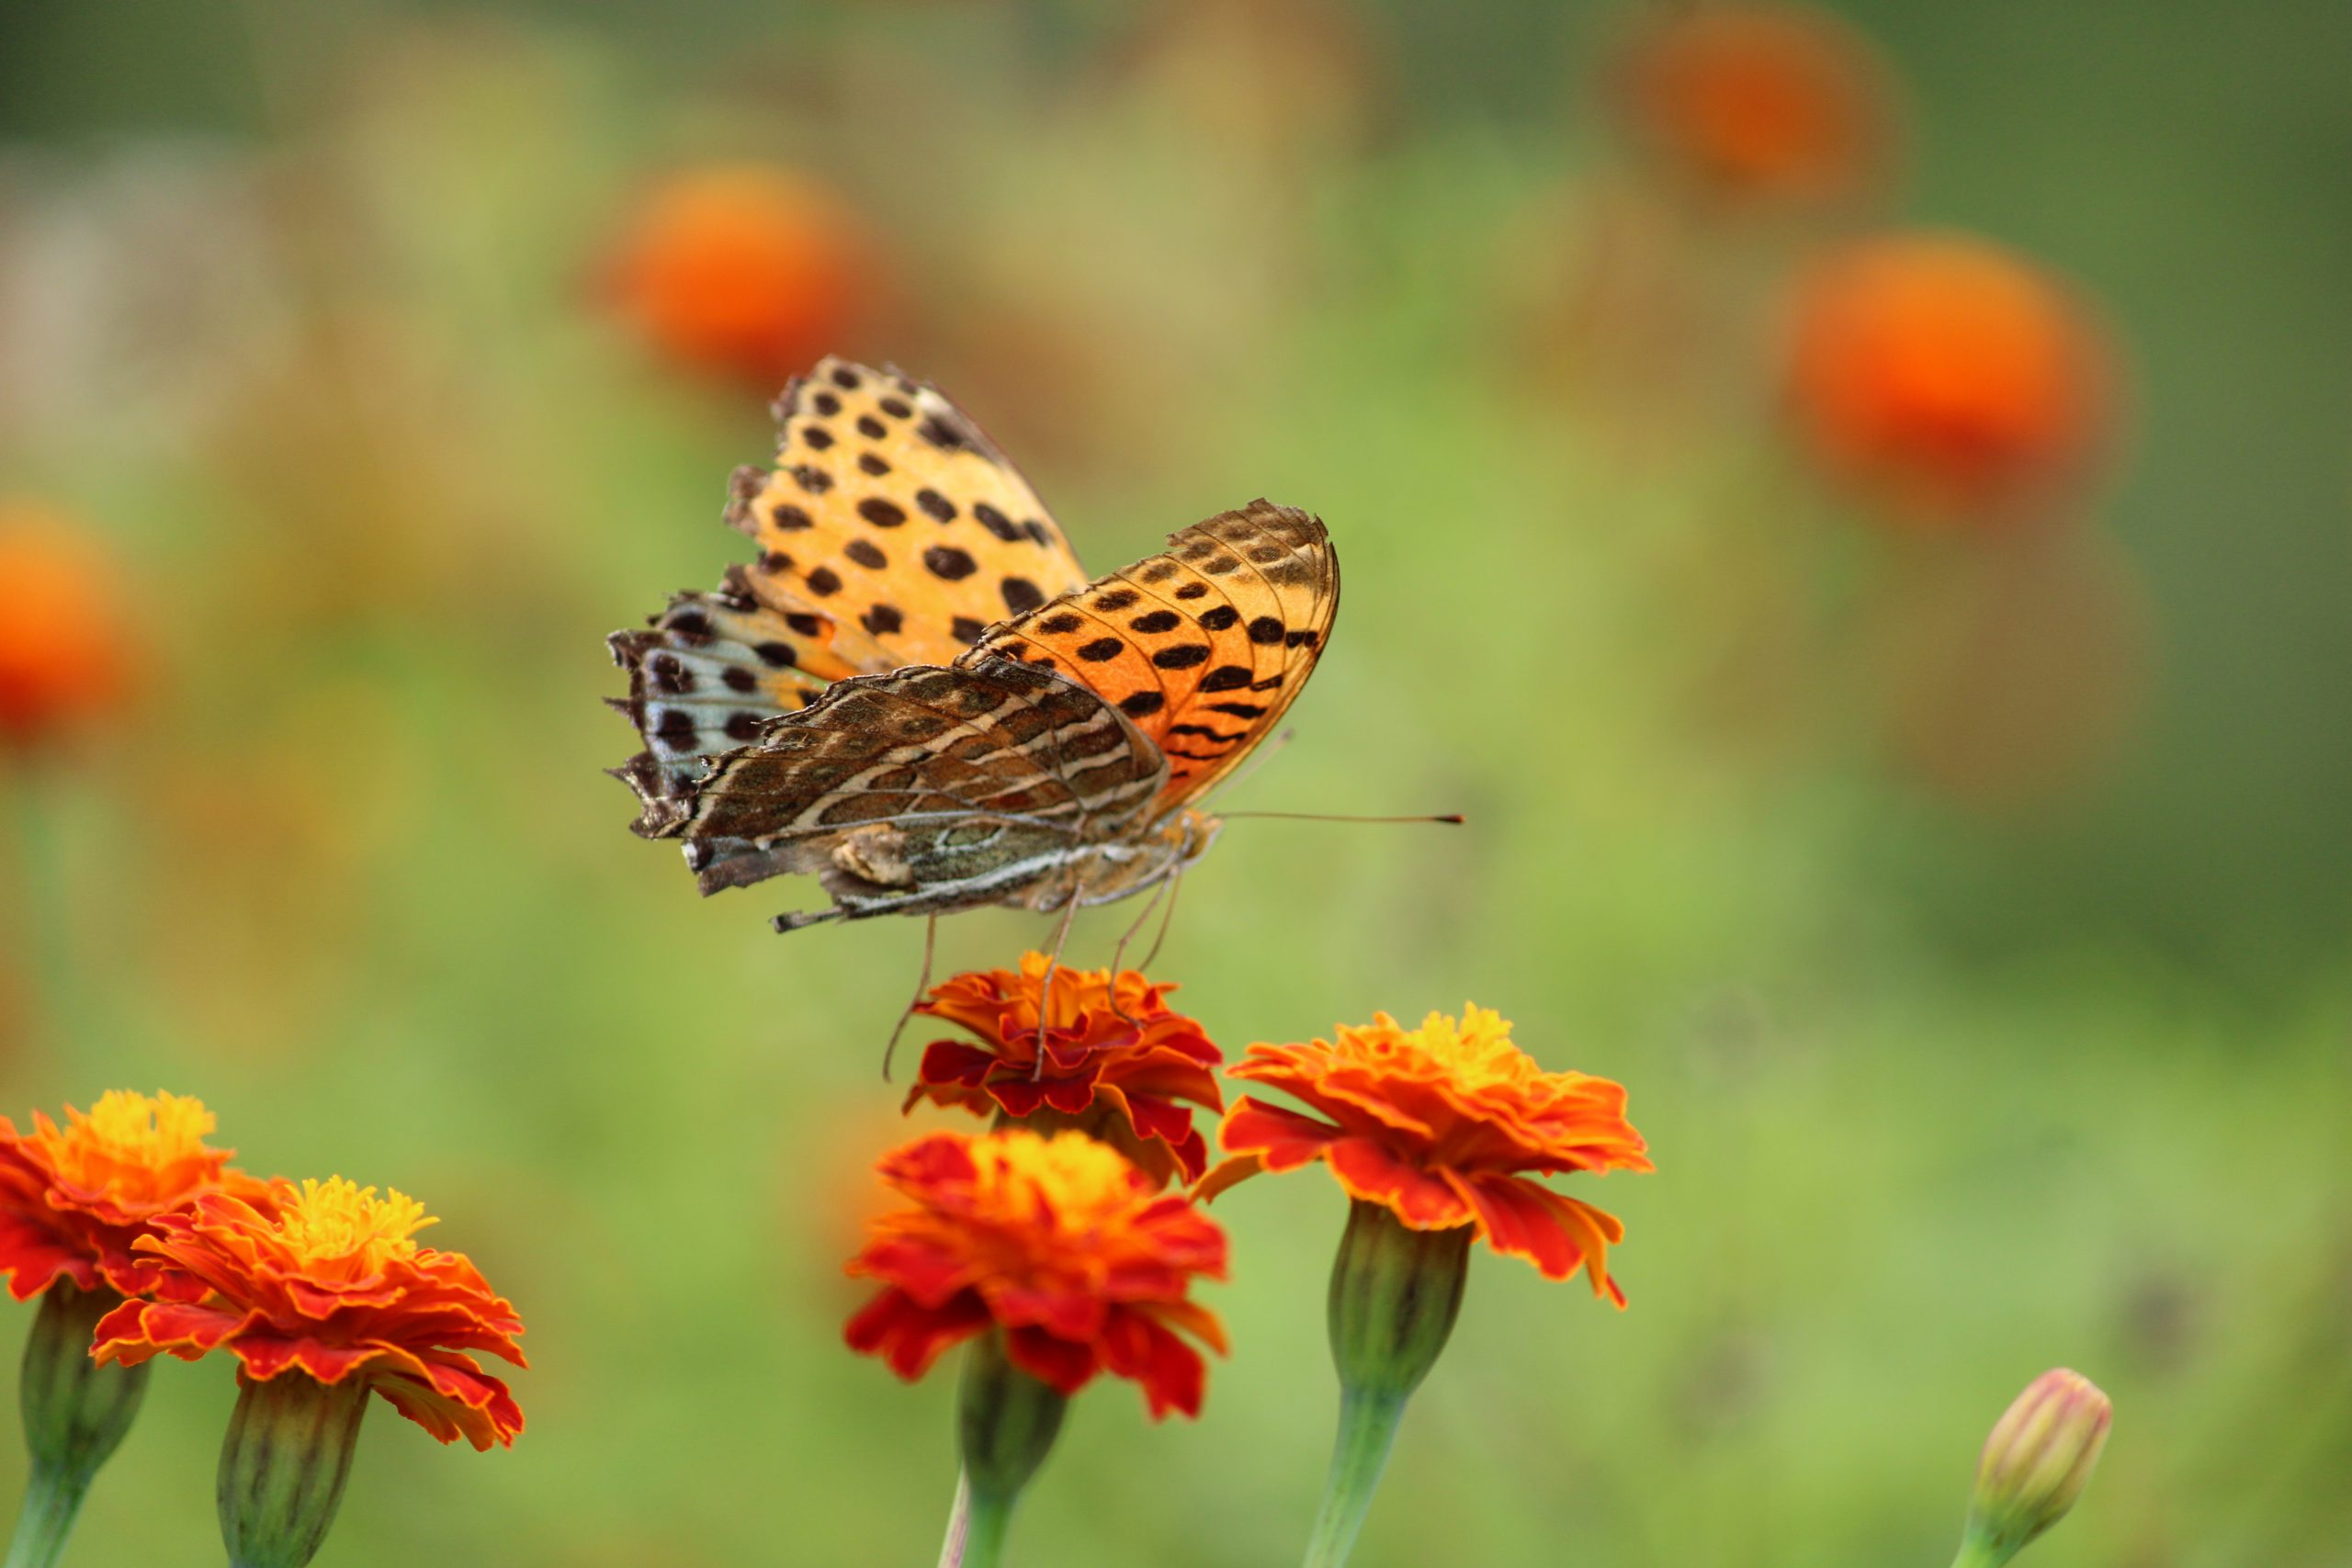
[
  {"left": 1136, "top": 864, "right": 1186, "bottom": 972},
  {"left": 1103, "top": 877, "right": 1170, "bottom": 1031},
  {"left": 879, "top": 914, "right": 939, "bottom": 1082},
  {"left": 1031, "top": 885, "right": 1084, "bottom": 1078}
]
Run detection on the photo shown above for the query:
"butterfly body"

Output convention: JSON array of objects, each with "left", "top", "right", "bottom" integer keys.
[{"left": 610, "top": 357, "right": 1331, "bottom": 932}]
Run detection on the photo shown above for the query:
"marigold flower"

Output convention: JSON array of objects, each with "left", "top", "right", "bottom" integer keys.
[
  {"left": 1202, "top": 1004, "right": 1650, "bottom": 1301},
  {"left": 0, "top": 506, "right": 137, "bottom": 751},
  {"left": 0, "top": 1091, "right": 266, "bottom": 1302},
  {"left": 1785, "top": 232, "right": 2116, "bottom": 527},
  {"left": 845, "top": 1129, "right": 1227, "bottom": 1419},
  {"left": 905, "top": 953, "right": 1225, "bottom": 1185},
  {"left": 1611, "top": 4, "right": 1899, "bottom": 212},
  {"left": 599, "top": 164, "right": 876, "bottom": 389},
  {"left": 92, "top": 1177, "right": 525, "bottom": 1450}
]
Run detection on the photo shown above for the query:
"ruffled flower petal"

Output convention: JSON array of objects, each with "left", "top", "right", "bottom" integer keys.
[
  {"left": 1213, "top": 1005, "right": 1649, "bottom": 1292},
  {"left": 901, "top": 954, "right": 1224, "bottom": 1189},
  {"left": 844, "top": 1130, "right": 1226, "bottom": 1419}
]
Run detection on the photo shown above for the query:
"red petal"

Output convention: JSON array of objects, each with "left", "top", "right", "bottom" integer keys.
[
  {"left": 1326, "top": 1139, "right": 1472, "bottom": 1229},
  {"left": 1098, "top": 1310, "right": 1205, "bottom": 1419},
  {"left": 1216, "top": 1100, "right": 1341, "bottom": 1172},
  {"left": 1002, "top": 1325, "right": 1098, "bottom": 1396},
  {"left": 844, "top": 1288, "right": 989, "bottom": 1381}
]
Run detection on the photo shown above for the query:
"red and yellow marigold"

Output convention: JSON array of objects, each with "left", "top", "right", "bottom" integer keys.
[
  {"left": 1785, "top": 231, "right": 2117, "bottom": 527},
  {"left": 1202, "top": 1004, "right": 1650, "bottom": 1303},
  {"left": 845, "top": 1129, "right": 1227, "bottom": 1418},
  {"left": 0, "top": 1091, "right": 268, "bottom": 1302},
  {"left": 905, "top": 953, "right": 1225, "bottom": 1185},
  {"left": 598, "top": 164, "right": 877, "bottom": 389},
  {"left": 0, "top": 506, "right": 137, "bottom": 751},
  {"left": 94, "top": 1177, "right": 526, "bottom": 1450},
  {"left": 1611, "top": 3, "right": 1899, "bottom": 212}
]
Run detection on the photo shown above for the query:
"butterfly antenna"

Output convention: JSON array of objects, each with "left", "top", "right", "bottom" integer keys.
[
  {"left": 1219, "top": 811, "right": 1466, "bottom": 826},
  {"left": 880, "top": 915, "right": 939, "bottom": 1082}
]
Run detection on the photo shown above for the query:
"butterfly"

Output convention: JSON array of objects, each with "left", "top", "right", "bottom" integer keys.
[{"left": 609, "top": 355, "right": 1338, "bottom": 937}]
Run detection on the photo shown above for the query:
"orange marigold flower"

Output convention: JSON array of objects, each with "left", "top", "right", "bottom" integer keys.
[
  {"left": 1202, "top": 1005, "right": 1650, "bottom": 1302},
  {"left": 904, "top": 953, "right": 1224, "bottom": 1185},
  {"left": 599, "top": 164, "right": 876, "bottom": 389},
  {"left": 0, "top": 1091, "right": 267, "bottom": 1301},
  {"left": 93, "top": 1177, "right": 526, "bottom": 1450},
  {"left": 845, "top": 1129, "right": 1227, "bottom": 1418},
  {"left": 1785, "top": 231, "right": 2117, "bottom": 527},
  {"left": 1611, "top": 4, "right": 1899, "bottom": 212},
  {"left": 0, "top": 505, "right": 137, "bottom": 750}
]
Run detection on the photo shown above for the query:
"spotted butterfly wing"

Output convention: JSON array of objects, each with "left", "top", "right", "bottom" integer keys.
[
  {"left": 970, "top": 501, "right": 1336, "bottom": 811},
  {"left": 723, "top": 355, "right": 1088, "bottom": 656},
  {"left": 632, "top": 501, "right": 1337, "bottom": 930},
  {"left": 611, "top": 355, "right": 1091, "bottom": 814}
]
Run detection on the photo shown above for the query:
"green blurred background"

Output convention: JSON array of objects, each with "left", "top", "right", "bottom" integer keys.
[{"left": 1, "top": 2, "right": 2346, "bottom": 1564}]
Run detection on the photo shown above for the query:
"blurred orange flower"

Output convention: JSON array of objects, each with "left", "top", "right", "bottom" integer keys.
[
  {"left": 94, "top": 1177, "right": 526, "bottom": 1450},
  {"left": 1785, "top": 232, "right": 2116, "bottom": 526},
  {"left": 0, "top": 1091, "right": 268, "bottom": 1302},
  {"left": 599, "top": 164, "right": 876, "bottom": 389},
  {"left": 1202, "top": 1005, "right": 1649, "bottom": 1302},
  {"left": 904, "top": 953, "right": 1225, "bottom": 1185},
  {"left": 1612, "top": 4, "right": 1898, "bottom": 212},
  {"left": 845, "top": 1129, "right": 1227, "bottom": 1418},
  {"left": 0, "top": 505, "right": 137, "bottom": 751}
]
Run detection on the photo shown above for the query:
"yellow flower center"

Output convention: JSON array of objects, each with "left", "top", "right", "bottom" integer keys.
[
  {"left": 274, "top": 1177, "right": 435, "bottom": 1273},
  {"left": 1378, "top": 1005, "right": 1536, "bottom": 1090},
  {"left": 970, "top": 1129, "right": 1143, "bottom": 1229},
  {"left": 33, "top": 1090, "right": 222, "bottom": 1201}
]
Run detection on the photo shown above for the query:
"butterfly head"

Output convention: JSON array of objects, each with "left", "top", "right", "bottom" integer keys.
[{"left": 1169, "top": 807, "right": 1223, "bottom": 868}]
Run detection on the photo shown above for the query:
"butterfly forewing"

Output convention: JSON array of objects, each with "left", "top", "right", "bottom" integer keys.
[
  {"left": 665, "top": 660, "right": 1167, "bottom": 913},
  {"left": 612, "top": 355, "right": 1094, "bottom": 820},
  {"left": 725, "top": 355, "right": 1091, "bottom": 664},
  {"left": 967, "top": 500, "right": 1337, "bottom": 811}
]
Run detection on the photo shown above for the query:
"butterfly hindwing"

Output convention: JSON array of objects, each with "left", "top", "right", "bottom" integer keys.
[
  {"left": 660, "top": 660, "right": 1168, "bottom": 917},
  {"left": 723, "top": 355, "right": 1091, "bottom": 666},
  {"left": 967, "top": 500, "right": 1337, "bottom": 811}
]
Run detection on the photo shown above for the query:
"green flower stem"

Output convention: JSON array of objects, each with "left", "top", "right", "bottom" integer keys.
[
  {"left": 218, "top": 1374, "right": 368, "bottom": 1568},
  {"left": 1298, "top": 1201, "right": 1473, "bottom": 1568},
  {"left": 935, "top": 1472, "right": 971, "bottom": 1568},
  {"left": 955, "top": 1488, "right": 1014, "bottom": 1568},
  {"left": 1300, "top": 1386, "right": 1408, "bottom": 1568},
  {"left": 6, "top": 1282, "right": 149, "bottom": 1568},
  {"left": 950, "top": 1332, "right": 1066, "bottom": 1568},
  {"left": 2, "top": 1467, "right": 87, "bottom": 1568}
]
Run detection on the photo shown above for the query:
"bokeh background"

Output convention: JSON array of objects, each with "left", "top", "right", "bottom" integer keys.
[{"left": 2, "top": 1, "right": 2347, "bottom": 1564}]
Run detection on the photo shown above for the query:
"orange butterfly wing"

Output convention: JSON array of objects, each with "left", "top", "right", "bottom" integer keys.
[
  {"left": 725, "top": 355, "right": 1091, "bottom": 663},
  {"left": 967, "top": 500, "right": 1337, "bottom": 812},
  {"left": 612, "top": 355, "right": 1091, "bottom": 821}
]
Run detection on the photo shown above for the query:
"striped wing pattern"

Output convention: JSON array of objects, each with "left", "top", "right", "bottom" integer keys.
[
  {"left": 970, "top": 501, "right": 1337, "bottom": 813},
  {"left": 655, "top": 659, "right": 1167, "bottom": 920}
]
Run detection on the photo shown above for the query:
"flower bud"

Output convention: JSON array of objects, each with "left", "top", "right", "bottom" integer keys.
[
  {"left": 217, "top": 1372, "right": 369, "bottom": 1568},
  {"left": 1962, "top": 1368, "right": 2112, "bottom": 1562},
  {"left": 1302, "top": 1200, "right": 1476, "bottom": 1567},
  {"left": 19, "top": 1282, "right": 147, "bottom": 1482},
  {"left": 1327, "top": 1199, "right": 1472, "bottom": 1401},
  {"left": 6, "top": 1282, "right": 151, "bottom": 1567},
  {"left": 956, "top": 1327, "right": 1069, "bottom": 1505},
  {"left": 953, "top": 1328, "right": 1069, "bottom": 1568}
]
